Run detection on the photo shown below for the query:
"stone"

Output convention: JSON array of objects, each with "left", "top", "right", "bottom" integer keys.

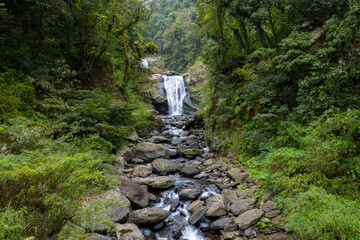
[
  {"left": 116, "top": 223, "right": 145, "bottom": 240},
  {"left": 230, "top": 198, "right": 257, "bottom": 216},
  {"left": 182, "top": 148, "right": 204, "bottom": 158},
  {"left": 116, "top": 175, "right": 149, "bottom": 208},
  {"left": 217, "top": 182, "right": 239, "bottom": 190},
  {"left": 203, "top": 158, "right": 217, "bottom": 166},
  {"left": 234, "top": 209, "right": 265, "bottom": 229},
  {"left": 188, "top": 206, "right": 208, "bottom": 225},
  {"left": 116, "top": 156, "right": 126, "bottom": 169},
  {"left": 133, "top": 165, "right": 152, "bottom": 177},
  {"left": 186, "top": 200, "right": 204, "bottom": 212},
  {"left": 181, "top": 164, "right": 201, "bottom": 177},
  {"left": 130, "top": 207, "right": 170, "bottom": 224},
  {"left": 205, "top": 195, "right": 228, "bottom": 217},
  {"left": 134, "top": 142, "right": 170, "bottom": 161},
  {"left": 260, "top": 201, "right": 277, "bottom": 212},
  {"left": 117, "top": 146, "right": 133, "bottom": 162},
  {"left": 151, "top": 158, "right": 178, "bottom": 175},
  {"left": 221, "top": 189, "right": 239, "bottom": 203},
  {"left": 179, "top": 189, "right": 201, "bottom": 200},
  {"left": 265, "top": 210, "right": 280, "bottom": 218},
  {"left": 265, "top": 232, "right": 296, "bottom": 240},
  {"left": 135, "top": 176, "right": 176, "bottom": 189},
  {"left": 261, "top": 190, "right": 274, "bottom": 203},
  {"left": 211, "top": 217, "right": 238, "bottom": 231},
  {"left": 271, "top": 215, "right": 286, "bottom": 230},
  {"left": 89, "top": 234, "right": 112, "bottom": 240},
  {"left": 149, "top": 136, "right": 169, "bottom": 143},
  {"left": 220, "top": 230, "right": 237, "bottom": 240},
  {"left": 132, "top": 158, "right": 144, "bottom": 164},
  {"left": 227, "top": 168, "right": 248, "bottom": 183}
]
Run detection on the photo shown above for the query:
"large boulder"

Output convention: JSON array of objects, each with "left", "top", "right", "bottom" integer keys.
[
  {"left": 117, "top": 146, "right": 134, "bottom": 162},
  {"left": 260, "top": 201, "right": 277, "bottom": 212},
  {"left": 186, "top": 200, "right": 204, "bottom": 213},
  {"left": 116, "top": 223, "right": 145, "bottom": 240},
  {"left": 182, "top": 148, "right": 204, "bottom": 158},
  {"left": 179, "top": 189, "right": 201, "bottom": 200},
  {"left": 205, "top": 195, "right": 228, "bottom": 217},
  {"left": 130, "top": 207, "right": 170, "bottom": 225},
  {"left": 135, "top": 176, "right": 176, "bottom": 189},
  {"left": 180, "top": 164, "right": 201, "bottom": 177},
  {"left": 234, "top": 209, "right": 264, "bottom": 229},
  {"left": 116, "top": 175, "right": 149, "bottom": 208},
  {"left": 227, "top": 168, "right": 248, "bottom": 183},
  {"left": 230, "top": 198, "right": 257, "bottom": 216},
  {"left": 89, "top": 234, "right": 112, "bottom": 240},
  {"left": 134, "top": 142, "right": 170, "bottom": 161},
  {"left": 151, "top": 159, "right": 178, "bottom": 175},
  {"left": 211, "top": 217, "right": 238, "bottom": 231}
]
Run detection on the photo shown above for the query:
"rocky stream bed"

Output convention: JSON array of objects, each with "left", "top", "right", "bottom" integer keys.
[{"left": 87, "top": 114, "right": 296, "bottom": 240}]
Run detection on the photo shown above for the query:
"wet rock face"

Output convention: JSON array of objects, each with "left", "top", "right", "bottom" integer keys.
[{"left": 130, "top": 207, "right": 170, "bottom": 225}]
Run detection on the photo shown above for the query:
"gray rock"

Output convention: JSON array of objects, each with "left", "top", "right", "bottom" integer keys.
[
  {"left": 260, "top": 201, "right": 277, "bottom": 212},
  {"left": 227, "top": 168, "right": 248, "bottom": 183},
  {"left": 205, "top": 195, "right": 228, "bottom": 217},
  {"left": 116, "top": 223, "right": 145, "bottom": 240},
  {"left": 117, "top": 146, "right": 133, "bottom": 162},
  {"left": 133, "top": 165, "right": 152, "bottom": 177},
  {"left": 149, "top": 136, "right": 169, "bottom": 143},
  {"left": 134, "top": 142, "right": 170, "bottom": 161},
  {"left": 135, "top": 176, "right": 176, "bottom": 189},
  {"left": 261, "top": 190, "right": 274, "bottom": 203},
  {"left": 188, "top": 206, "right": 208, "bottom": 225},
  {"left": 116, "top": 175, "right": 149, "bottom": 208},
  {"left": 181, "top": 165, "right": 201, "bottom": 177},
  {"left": 211, "top": 217, "right": 238, "bottom": 231},
  {"left": 151, "top": 158, "right": 178, "bottom": 175},
  {"left": 130, "top": 207, "right": 170, "bottom": 224},
  {"left": 182, "top": 148, "right": 204, "bottom": 158},
  {"left": 234, "top": 209, "right": 264, "bottom": 229},
  {"left": 179, "top": 189, "right": 201, "bottom": 200},
  {"left": 221, "top": 189, "right": 239, "bottom": 203},
  {"left": 203, "top": 158, "right": 217, "bottom": 166},
  {"left": 230, "top": 198, "right": 257, "bottom": 216},
  {"left": 89, "top": 233, "right": 112, "bottom": 240},
  {"left": 265, "top": 210, "right": 280, "bottom": 218}
]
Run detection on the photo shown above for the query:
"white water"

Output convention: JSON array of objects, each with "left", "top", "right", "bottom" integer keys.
[
  {"left": 163, "top": 75, "right": 187, "bottom": 115},
  {"left": 140, "top": 58, "right": 149, "bottom": 68}
]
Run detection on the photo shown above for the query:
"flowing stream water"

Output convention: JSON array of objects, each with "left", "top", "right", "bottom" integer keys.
[{"left": 141, "top": 76, "right": 220, "bottom": 239}]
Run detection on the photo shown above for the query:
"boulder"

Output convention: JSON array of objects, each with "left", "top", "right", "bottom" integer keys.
[
  {"left": 203, "top": 158, "right": 217, "bottom": 166},
  {"left": 133, "top": 165, "right": 152, "bottom": 177},
  {"left": 117, "top": 146, "right": 134, "bottom": 162},
  {"left": 134, "top": 142, "right": 170, "bottom": 161},
  {"left": 152, "top": 159, "right": 178, "bottom": 175},
  {"left": 179, "top": 189, "right": 201, "bottom": 200},
  {"left": 265, "top": 210, "right": 280, "bottom": 218},
  {"left": 89, "top": 234, "right": 112, "bottom": 240},
  {"left": 188, "top": 206, "right": 208, "bottom": 225},
  {"left": 205, "top": 195, "right": 228, "bottom": 217},
  {"left": 227, "top": 168, "right": 248, "bottom": 183},
  {"left": 182, "top": 148, "right": 204, "bottom": 158},
  {"left": 116, "top": 175, "right": 149, "bottom": 208},
  {"left": 211, "top": 217, "right": 238, "bottom": 231},
  {"left": 234, "top": 209, "right": 264, "bottom": 229},
  {"left": 130, "top": 207, "right": 170, "bottom": 224},
  {"left": 260, "top": 201, "right": 277, "bottom": 212},
  {"left": 149, "top": 136, "right": 169, "bottom": 143},
  {"left": 230, "top": 198, "right": 257, "bottom": 216},
  {"left": 116, "top": 223, "right": 145, "bottom": 240},
  {"left": 135, "top": 176, "right": 176, "bottom": 189},
  {"left": 181, "top": 165, "right": 201, "bottom": 177},
  {"left": 186, "top": 200, "right": 204, "bottom": 213},
  {"left": 221, "top": 189, "right": 239, "bottom": 203}
]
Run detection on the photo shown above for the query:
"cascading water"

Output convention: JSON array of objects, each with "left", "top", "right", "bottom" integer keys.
[
  {"left": 141, "top": 58, "right": 149, "bottom": 68},
  {"left": 163, "top": 75, "right": 187, "bottom": 115}
]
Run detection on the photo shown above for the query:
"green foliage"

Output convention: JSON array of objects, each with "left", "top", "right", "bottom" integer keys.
[
  {"left": 281, "top": 186, "right": 360, "bottom": 240},
  {"left": 0, "top": 205, "right": 28, "bottom": 240}
]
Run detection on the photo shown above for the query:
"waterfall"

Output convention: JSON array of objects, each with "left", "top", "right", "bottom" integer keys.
[
  {"left": 140, "top": 58, "right": 149, "bottom": 68},
  {"left": 163, "top": 75, "right": 186, "bottom": 115}
]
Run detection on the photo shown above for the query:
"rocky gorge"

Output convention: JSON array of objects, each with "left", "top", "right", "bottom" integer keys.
[{"left": 87, "top": 72, "right": 296, "bottom": 240}]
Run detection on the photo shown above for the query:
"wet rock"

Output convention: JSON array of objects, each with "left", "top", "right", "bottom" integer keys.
[
  {"left": 134, "top": 142, "right": 170, "bottom": 161},
  {"left": 194, "top": 172, "right": 208, "bottom": 179},
  {"left": 234, "top": 209, "right": 265, "bottom": 229},
  {"left": 203, "top": 158, "right": 217, "bottom": 166},
  {"left": 135, "top": 176, "right": 176, "bottom": 189},
  {"left": 116, "top": 175, "right": 149, "bottom": 208},
  {"left": 132, "top": 158, "right": 144, "bottom": 164},
  {"left": 188, "top": 206, "right": 208, "bottom": 225},
  {"left": 116, "top": 223, "right": 144, "bottom": 240},
  {"left": 151, "top": 158, "right": 178, "bottom": 175},
  {"left": 211, "top": 217, "right": 238, "bottom": 231},
  {"left": 153, "top": 221, "right": 164, "bottom": 230},
  {"left": 217, "top": 182, "right": 239, "bottom": 190},
  {"left": 221, "top": 189, "right": 239, "bottom": 203},
  {"left": 186, "top": 200, "right": 204, "bottom": 212},
  {"left": 148, "top": 193, "right": 157, "bottom": 202},
  {"left": 230, "top": 198, "right": 257, "bottom": 216},
  {"left": 265, "top": 210, "right": 280, "bottom": 218},
  {"left": 260, "top": 201, "right": 277, "bottom": 212},
  {"left": 181, "top": 164, "right": 201, "bottom": 177},
  {"left": 133, "top": 165, "right": 152, "bottom": 177},
  {"left": 220, "top": 230, "right": 238, "bottom": 240},
  {"left": 130, "top": 207, "right": 170, "bottom": 224},
  {"left": 179, "top": 189, "right": 201, "bottom": 200},
  {"left": 89, "top": 233, "right": 112, "bottom": 240},
  {"left": 149, "top": 136, "right": 169, "bottom": 143},
  {"left": 116, "top": 156, "right": 126, "bottom": 169},
  {"left": 205, "top": 195, "right": 228, "bottom": 217},
  {"left": 182, "top": 148, "right": 204, "bottom": 158}
]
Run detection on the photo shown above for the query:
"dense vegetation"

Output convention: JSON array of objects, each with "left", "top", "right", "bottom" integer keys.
[
  {"left": 0, "top": 0, "right": 156, "bottom": 239},
  {"left": 193, "top": 0, "right": 360, "bottom": 239}
]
